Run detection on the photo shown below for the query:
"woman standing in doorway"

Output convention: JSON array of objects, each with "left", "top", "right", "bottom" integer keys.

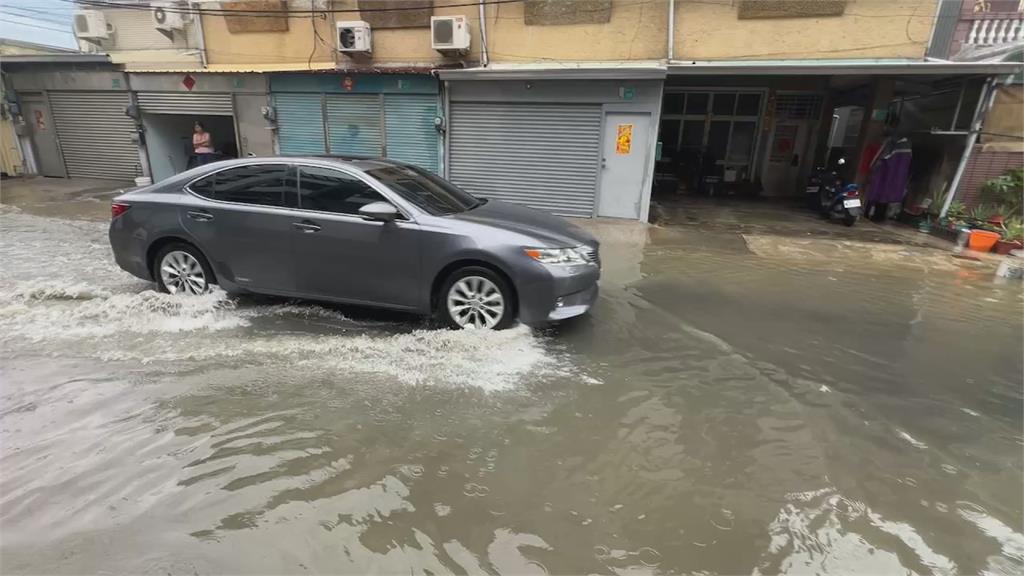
[{"left": 193, "top": 121, "right": 214, "bottom": 165}]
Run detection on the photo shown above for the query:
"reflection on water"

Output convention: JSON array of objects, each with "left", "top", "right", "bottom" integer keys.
[{"left": 1, "top": 209, "right": 1021, "bottom": 574}]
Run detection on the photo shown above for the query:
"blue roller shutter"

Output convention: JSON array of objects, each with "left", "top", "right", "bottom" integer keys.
[
  {"left": 325, "top": 94, "right": 382, "bottom": 157},
  {"left": 275, "top": 93, "right": 325, "bottom": 155},
  {"left": 384, "top": 94, "right": 439, "bottom": 173}
]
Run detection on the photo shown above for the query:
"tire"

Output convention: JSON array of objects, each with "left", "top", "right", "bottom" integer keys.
[
  {"left": 843, "top": 214, "right": 858, "bottom": 227},
  {"left": 438, "top": 266, "right": 516, "bottom": 330},
  {"left": 153, "top": 242, "right": 216, "bottom": 295}
]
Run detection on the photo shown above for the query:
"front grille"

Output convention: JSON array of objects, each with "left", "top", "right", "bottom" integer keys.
[{"left": 579, "top": 244, "right": 600, "bottom": 267}]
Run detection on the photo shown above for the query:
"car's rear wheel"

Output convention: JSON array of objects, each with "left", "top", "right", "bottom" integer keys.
[
  {"left": 440, "top": 267, "right": 515, "bottom": 330},
  {"left": 154, "top": 243, "right": 214, "bottom": 295}
]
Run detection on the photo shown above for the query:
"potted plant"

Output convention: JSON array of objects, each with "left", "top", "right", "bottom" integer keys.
[
  {"left": 996, "top": 218, "right": 1024, "bottom": 255},
  {"left": 981, "top": 168, "right": 1023, "bottom": 225}
]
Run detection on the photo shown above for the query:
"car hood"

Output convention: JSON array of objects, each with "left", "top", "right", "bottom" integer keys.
[{"left": 447, "top": 199, "right": 596, "bottom": 247}]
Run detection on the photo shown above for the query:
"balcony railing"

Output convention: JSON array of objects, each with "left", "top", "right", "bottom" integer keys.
[{"left": 966, "top": 16, "right": 1024, "bottom": 45}]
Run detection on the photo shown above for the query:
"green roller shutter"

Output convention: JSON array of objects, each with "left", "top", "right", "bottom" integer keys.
[
  {"left": 275, "top": 93, "right": 326, "bottom": 155},
  {"left": 325, "top": 94, "right": 382, "bottom": 157},
  {"left": 384, "top": 94, "right": 439, "bottom": 173}
]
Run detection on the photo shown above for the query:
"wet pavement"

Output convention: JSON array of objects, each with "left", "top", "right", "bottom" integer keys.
[{"left": 1, "top": 181, "right": 1022, "bottom": 575}]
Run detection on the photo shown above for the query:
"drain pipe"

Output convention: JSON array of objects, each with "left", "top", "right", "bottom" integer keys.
[
  {"left": 939, "top": 76, "right": 999, "bottom": 218},
  {"left": 478, "top": 0, "right": 489, "bottom": 67},
  {"left": 667, "top": 0, "right": 675, "bottom": 61},
  {"left": 192, "top": 1, "right": 208, "bottom": 68}
]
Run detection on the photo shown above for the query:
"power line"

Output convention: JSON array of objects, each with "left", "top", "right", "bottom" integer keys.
[
  {"left": 0, "top": 17, "right": 71, "bottom": 33},
  {"left": 63, "top": 0, "right": 527, "bottom": 18},
  {"left": 0, "top": 7, "right": 72, "bottom": 26}
]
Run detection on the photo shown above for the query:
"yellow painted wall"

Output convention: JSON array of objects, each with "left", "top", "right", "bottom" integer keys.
[{"left": 676, "top": 0, "right": 938, "bottom": 60}]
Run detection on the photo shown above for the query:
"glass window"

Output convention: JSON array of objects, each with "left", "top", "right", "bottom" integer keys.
[
  {"left": 298, "top": 166, "right": 385, "bottom": 216},
  {"left": 685, "top": 93, "right": 709, "bottom": 115},
  {"left": 189, "top": 173, "right": 216, "bottom": 199},
  {"left": 706, "top": 121, "right": 731, "bottom": 163},
  {"left": 736, "top": 93, "right": 762, "bottom": 116},
  {"left": 367, "top": 164, "right": 479, "bottom": 216},
  {"left": 659, "top": 120, "right": 680, "bottom": 158},
  {"left": 209, "top": 164, "right": 290, "bottom": 207},
  {"left": 681, "top": 120, "right": 705, "bottom": 148},
  {"left": 727, "top": 121, "right": 757, "bottom": 164},
  {"left": 662, "top": 93, "right": 685, "bottom": 115},
  {"left": 712, "top": 93, "right": 736, "bottom": 116}
]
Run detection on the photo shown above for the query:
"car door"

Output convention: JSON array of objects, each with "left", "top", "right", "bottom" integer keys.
[
  {"left": 182, "top": 163, "right": 298, "bottom": 293},
  {"left": 291, "top": 164, "right": 421, "bottom": 309}
]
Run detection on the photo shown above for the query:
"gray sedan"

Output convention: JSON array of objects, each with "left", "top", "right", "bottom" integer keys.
[{"left": 108, "top": 157, "right": 600, "bottom": 329}]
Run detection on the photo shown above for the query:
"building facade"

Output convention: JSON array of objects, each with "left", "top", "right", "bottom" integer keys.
[{"left": 6, "top": 0, "right": 1020, "bottom": 221}]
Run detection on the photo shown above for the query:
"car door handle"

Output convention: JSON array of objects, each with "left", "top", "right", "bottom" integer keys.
[
  {"left": 292, "top": 221, "right": 321, "bottom": 233},
  {"left": 186, "top": 210, "right": 214, "bottom": 222}
]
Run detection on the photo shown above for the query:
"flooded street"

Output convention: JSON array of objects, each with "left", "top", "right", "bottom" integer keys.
[{"left": 1, "top": 198, "right": 1022, "bottom": 575}]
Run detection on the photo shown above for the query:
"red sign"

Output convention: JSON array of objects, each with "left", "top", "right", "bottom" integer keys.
[
  {"left": 342, "top": 76, "right": 354, "bottom": 92},
  {"left": 182, "top": 74, "right": 196, "bottom": 91}
]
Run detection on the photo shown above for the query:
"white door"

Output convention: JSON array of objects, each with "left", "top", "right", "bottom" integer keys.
[
  {"left": 761, "top": 120, "right": 813, "bottom": 197},
  {"left": 598, "top": 112, "right": 651, "bottom": 219}
]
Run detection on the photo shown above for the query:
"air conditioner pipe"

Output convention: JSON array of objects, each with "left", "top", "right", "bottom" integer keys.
[
  {"left": 478, "top": 0, "right": 489, "bottom": 67},
  {"left": 667, "top": 0, "right": 675, "bottom": 61}
]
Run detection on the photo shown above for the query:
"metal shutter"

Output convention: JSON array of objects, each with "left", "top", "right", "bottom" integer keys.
[
  {"left": 325, "top": 94, "right": 382, "bottom": 157},
  {"left": 275, "top": 93, "right": 326, "bottom": 155},
  {"left": 384, "top": 94, "right": 439, "bottom": 173},
  {"left": 137, "top": 92, "right": 234, "bottom": 115},
  {"left": 48, "top": 91, "right": 137, "bottom": 180},
  {"left": 449, "top": 102, "right": 601, "bottom": 217}
]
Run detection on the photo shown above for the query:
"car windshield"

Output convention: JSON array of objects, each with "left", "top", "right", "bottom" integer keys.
[{"left": 367, "top": 164, "right": 481, "bottom": 216}]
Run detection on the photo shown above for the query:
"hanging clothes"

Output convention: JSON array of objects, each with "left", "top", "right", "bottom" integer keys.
[{"left": 867, "top": 137, "right": 913, "bottom": 204}]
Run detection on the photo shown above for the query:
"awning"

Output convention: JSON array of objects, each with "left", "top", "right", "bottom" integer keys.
[
  {"left": 667, "top": 59, "right": 1024, "bottom": 76},
  {"left": 436, "top": 62, "right": 668, "bottom": 81}
]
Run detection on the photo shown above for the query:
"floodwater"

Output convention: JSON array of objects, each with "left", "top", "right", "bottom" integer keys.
[{"left": 1, "top": 202, "right": 1022, "bottom": 575}]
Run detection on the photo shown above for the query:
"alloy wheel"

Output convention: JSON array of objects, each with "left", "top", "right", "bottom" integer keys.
[
  {"left": 446, "top": 275, "right": 505, "bottom": 329},
  {"left": 159, "top": 250, "right": 209, "bottom": 295}
]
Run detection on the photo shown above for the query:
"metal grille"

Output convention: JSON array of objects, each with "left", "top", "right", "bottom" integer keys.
[
  {"left": 448, "top": 102, "right": 602, "bottom": 218},
  {"left": 384, "top": 94, "right": 438, "bottom": 173},
  {"left": 137, "top": 92, "right": 234, "bottom": 115},
  {"left": 275, "top": 93, "right": 326, "bottom": 155},
  {"left": 48, "top": 91, "right": 137, "bottom": 179},
  {"left": 774, "top": 94, "right": 823, "bottom": 120},
  {"left": 579, "top": 244, "right": 600, "bottom": 266},
  {"left": 325, "top": 94, "right": 382, "bottom": 157}
]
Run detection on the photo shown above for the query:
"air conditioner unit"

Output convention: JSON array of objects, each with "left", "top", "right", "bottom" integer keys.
[
  {"left": 73, "top": 10, "right": 110, "bottom": 40},
  {"left": 337, "top": 21, "right": 371, "bottom": 54},
  {"left": 431, "top": 16, "right": 470, "bottom": 54},
  {"left": 152, "top": 2, "right": 192, "bottom": 32}
]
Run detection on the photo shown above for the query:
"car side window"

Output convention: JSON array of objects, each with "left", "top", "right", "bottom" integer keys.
[
  {"left": 198, "top": 164, "right": 292, "bottom": 207},
  {"left": 298, "top": 166, "right": 386, "bottom": 216}
]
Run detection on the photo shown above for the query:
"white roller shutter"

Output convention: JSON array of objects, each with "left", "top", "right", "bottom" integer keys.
[
  {"left": 136, "top": 92, "right": 234, "bottom": 115},
  {"left": 448, "top": 102, "right": 602, "bottom": 218},
  {"left": 48, "top": 91, "right": 137, "bottom": 180}
]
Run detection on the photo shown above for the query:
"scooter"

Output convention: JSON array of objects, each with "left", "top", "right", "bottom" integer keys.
[{"left": 821, "top": 182, "right": 862, "bottom": 227}]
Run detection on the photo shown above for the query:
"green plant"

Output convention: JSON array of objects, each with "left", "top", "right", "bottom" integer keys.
[
  {"left": 982, "top": 168, "right": 1024, "bottom": 216},
  {"left": 947, "top": 201, "right": 967, "bottom": 219},
  {"left": 1002, "top": 218, "right": 1024, "bottom": 243},
  {"left": 969, "top": 203, "right": 999, "bottom": 222}
]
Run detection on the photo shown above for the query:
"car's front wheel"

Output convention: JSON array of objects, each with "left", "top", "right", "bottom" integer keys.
[
  {"left": 440, "top": 267, "right": 515, "bottom": 330},
  {"left": 154, "top": 242, "right": 214, "bottom": 295}
]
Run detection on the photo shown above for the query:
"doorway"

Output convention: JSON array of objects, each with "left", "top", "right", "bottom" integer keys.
[
  {"left": 598, "top": 111, "right": 651, "bottom": 219},
  {"left": 142, "top": 114, "right": 237, "bottom": 182},
  {"left": 20, "top": 94, "right": 64, "bottom": 178}
]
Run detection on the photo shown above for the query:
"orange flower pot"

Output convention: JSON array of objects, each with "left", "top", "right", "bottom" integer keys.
[{"left": 968, "top": 229, "right": 1000, "bottom": 252}]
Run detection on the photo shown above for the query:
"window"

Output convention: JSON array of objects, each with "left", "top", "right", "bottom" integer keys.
[
  {"left": 190, "top": 164, "right": 292, "bottom": 207},
  {"left": 298, "top": 166, "right": 386, "bottom": 216},
  {"left": 736, "top": 93, "right": 762, "bottom": 116},
  {"left": 367, "top": 164, "right": 479, "bottom": 216},
  {"left": 662, "top": 93, "right": 685, "bottom": 115},
  {"left": 712, "top": 93, "right": 736, "bottom": 116}
]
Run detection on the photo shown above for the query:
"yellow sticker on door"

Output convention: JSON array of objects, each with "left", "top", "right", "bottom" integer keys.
[{"left": 616, "top": 124, "right": 633, "bottom": 155}]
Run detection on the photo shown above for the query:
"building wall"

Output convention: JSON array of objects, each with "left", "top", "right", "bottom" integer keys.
[
  {"left": 89, "top": 8, "right": 204, "bottom": 70},
  {"left": 980, "top": 85, "right": 1024, "bottom": 152},
  {"left": 675, "top": 0, "right": 938, "bottom": 60}
]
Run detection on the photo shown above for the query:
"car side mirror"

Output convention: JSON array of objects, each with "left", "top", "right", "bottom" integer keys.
[{"left": 359, "top": 201, "right": 399, "bottom": 222}]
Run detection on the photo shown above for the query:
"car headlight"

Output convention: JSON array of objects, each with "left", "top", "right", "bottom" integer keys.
[{"left": 523, "top": 247, "right": 587, "bottom": 265}]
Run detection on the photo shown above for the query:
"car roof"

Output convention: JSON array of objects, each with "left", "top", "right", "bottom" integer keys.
[{"left": 199, "top": 155, "right": 407, "bottom": 173}]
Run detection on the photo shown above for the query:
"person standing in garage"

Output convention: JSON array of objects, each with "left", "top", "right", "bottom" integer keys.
[{"left": 192, "top": 121, "right": 215, "bottom": 166}]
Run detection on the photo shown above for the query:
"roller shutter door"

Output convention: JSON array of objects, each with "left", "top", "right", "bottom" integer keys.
[
  {"left": 136, "top": 92, "right": 234, "bottom": 115},
  {"left": 275, "top": 93, "right": 326, "bottom": 155},
  {"left": 449, "top": 102, "right": 601, "bottom": 217},
  {"left": 325, "top": 94, "right": 382, "bottom": 157},
  {"left": 384, "top": 94, "right": 439, "bottom": 173},
  {"left": 48, "top": 91, "right": 137, "bottom": 179}
]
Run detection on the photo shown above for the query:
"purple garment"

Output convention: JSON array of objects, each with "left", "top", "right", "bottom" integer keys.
[{"left": 868, "top": 138, "right": 913, "bottom": 203}]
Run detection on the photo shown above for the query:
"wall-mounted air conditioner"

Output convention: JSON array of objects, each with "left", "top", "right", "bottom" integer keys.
[
  {"left": 73, "top": 10, "right": 111, "bottom": 40},
  {"left": 431, "top": 16, "right": 470, "bottom": 55},
  {"left": 152, "top": 2, "right": 192, "bottom": 32},
  {"left": 337, "top": 21, "right": 372, "bottom": 54}
]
